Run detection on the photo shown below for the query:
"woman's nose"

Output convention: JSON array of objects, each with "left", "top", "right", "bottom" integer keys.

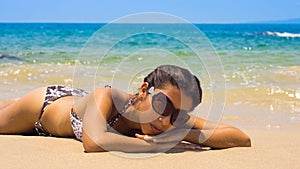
[{"left": 158, "top": 115, "right": 171, "bottom": 125}]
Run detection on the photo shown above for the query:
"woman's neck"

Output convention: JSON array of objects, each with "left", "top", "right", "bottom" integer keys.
[
  {"left": 109, "top": 92, "right": 142, "bottom": 134},
  {"left": 122, "top": 107, "right": 141, "bottom": 130}
]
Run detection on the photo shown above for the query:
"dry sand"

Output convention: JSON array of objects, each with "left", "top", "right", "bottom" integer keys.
[{"left": 1, "top": 129, "right": 299, "bottom": 169}]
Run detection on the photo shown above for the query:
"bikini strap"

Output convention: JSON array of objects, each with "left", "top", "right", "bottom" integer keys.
[{"left": 106, "top": 95, "right": 137, "bottom": 129}]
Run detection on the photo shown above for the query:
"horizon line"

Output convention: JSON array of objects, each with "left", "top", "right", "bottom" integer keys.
[{"left": 0, "top": 17, "right": 299, "bottom": 24}]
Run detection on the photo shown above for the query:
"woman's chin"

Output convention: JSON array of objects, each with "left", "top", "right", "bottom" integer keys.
[{"left": 140, "top": 123, "right": 158, "bottom": 135}]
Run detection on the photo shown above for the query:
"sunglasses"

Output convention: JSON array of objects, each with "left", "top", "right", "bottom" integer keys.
[{"left": 148, "top": 87, "right": 190, "bottom": 126}]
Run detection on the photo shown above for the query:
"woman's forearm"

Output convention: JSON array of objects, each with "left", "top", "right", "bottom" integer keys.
[
  {"left": 185, "top": 127, "right": 251, "bottom": 148},
  {"left": 83, "top": 130, "right": 176, "bottom": 153}
]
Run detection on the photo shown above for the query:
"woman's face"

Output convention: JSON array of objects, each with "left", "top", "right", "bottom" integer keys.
[{"left": 138, "top": 84, "right": 193, "bottom": 135}]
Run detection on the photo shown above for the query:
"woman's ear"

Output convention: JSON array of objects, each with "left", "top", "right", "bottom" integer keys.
[{"left": 138, "top": 82, "right": 149, "bottom": 99}]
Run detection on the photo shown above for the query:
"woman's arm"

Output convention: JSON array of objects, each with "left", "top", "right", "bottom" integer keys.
[
  {"left": 135, "top": 115, "right": 251, "bottom": 149},
  {"left": 82, "top": 128, "right": 173, "bottom": 153},
  {"left": 184, "top": 115, "right": 251, "bottom": 148}
]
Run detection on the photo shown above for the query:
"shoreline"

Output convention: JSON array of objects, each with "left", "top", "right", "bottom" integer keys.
[{"left": 1, "top": 128, "right": 299, "bottom": 169}]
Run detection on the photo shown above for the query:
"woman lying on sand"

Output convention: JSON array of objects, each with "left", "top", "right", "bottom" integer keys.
[{"left": 0, "top": 65, "right": 251, "bottom": 152}]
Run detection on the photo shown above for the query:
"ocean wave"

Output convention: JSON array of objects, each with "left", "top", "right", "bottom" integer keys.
[{"left": 263, "top": 31, "right": 300, "bottom": 38}]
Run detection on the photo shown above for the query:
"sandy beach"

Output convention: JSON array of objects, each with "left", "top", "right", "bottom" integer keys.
[{"left": 1, "top": 129, "right": 299, "bottom": 169}]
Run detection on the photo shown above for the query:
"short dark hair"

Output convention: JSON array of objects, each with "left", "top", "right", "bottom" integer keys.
[{"left": 144, "top": 65, "right": 202, "bottom": 109}]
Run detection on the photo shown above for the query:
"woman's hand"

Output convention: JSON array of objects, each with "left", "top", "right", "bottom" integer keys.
[
  {"left": 135, "top": 129, "right": 190, "bottom": 143},
  {"left": 135, "top": 132, "right": 202, "bottom": 151},
  {"left": 135, "top": 128, "right": 205, "bottom": 151}
]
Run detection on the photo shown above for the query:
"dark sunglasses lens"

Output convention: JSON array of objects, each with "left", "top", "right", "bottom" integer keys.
[{"left": 152, "top": 93, "right": 168, "bottom": 115}]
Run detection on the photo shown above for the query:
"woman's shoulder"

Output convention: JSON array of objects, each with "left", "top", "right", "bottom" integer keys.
[
  {"left": 92, "top": 87, "right": 112, "bottom": 96},
  {"left": 92, "top": 87, "right": 125, "bottom": 98},
  {"left": 92, "top": 87, "right": 130, "bottom": 111},
  {"left": 91, "top": 88, "right": 128, "bottom": 103}
]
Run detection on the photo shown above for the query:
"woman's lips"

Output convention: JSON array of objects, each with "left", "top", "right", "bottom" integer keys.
[{"left": 150, "top": 124, "right": 161, "bottom": 133}]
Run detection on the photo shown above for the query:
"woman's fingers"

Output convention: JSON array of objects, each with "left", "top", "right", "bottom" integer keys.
[
  {"left": 135, "top": 129, "right": 189, "bottom": 143},
  {"left": 135, "top": 133, "right": 171, "bottom": 143},
  {"left": 135, "top": 133, "right": 172, "bottom": 143},
  {"left": 135, "top": 134, "right": 154, "bottom": 141},
  {"left": 135, "top": 133, "right": 202, "bottom": 151},
  {"left": 151, "top": 130, "right": 187, "bottom": 143}
]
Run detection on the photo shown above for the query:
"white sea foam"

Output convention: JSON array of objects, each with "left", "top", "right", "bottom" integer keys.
[{"left": 264, "top": 31, "right": 300, "bottom": 38}]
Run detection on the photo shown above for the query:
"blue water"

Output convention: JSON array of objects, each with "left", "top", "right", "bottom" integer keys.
[
  {"left": 1, "top": 23, "right": 299, "bottom": 65},
  {"left": 1, "top": 23, "right": 299, "bottom": 88}
]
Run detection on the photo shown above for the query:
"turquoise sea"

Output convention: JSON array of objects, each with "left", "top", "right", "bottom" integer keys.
[{"left": 0, "top": 23, "right": 300, "bottom": 128}]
